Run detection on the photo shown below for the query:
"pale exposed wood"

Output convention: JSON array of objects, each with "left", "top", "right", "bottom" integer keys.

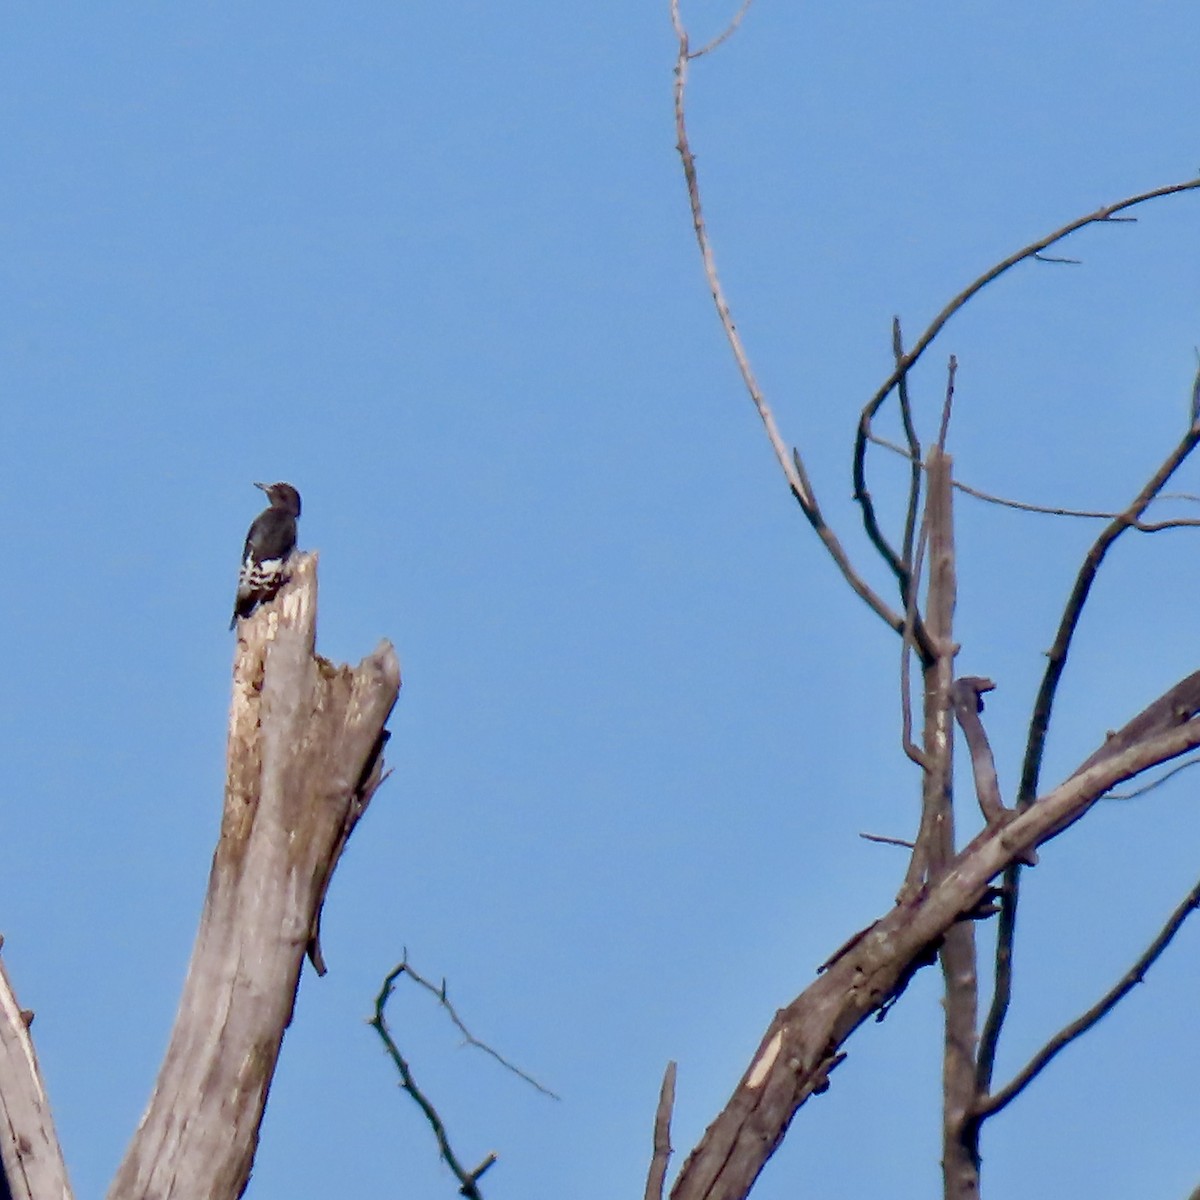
[
  {"left": 668, "top": 701, "right": 1200, "bottom": 1200},
  {"left": 0, "top": 950, "right": 73, "bottom": 1200},
  {"left": 107, "top": 554, "right": 400, "bottom": 1200}
]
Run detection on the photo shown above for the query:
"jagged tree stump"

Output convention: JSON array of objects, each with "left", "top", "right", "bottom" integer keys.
[{"left": 0, "top": 553, "right": 400, "bottom": 1200}]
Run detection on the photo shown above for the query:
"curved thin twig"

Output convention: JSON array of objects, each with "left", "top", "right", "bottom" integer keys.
[
  {"left": 687, "top": 0, "right": 754, "bottom": 57},
  {"left": 980, "top": 525, "right": 1200, "bottom": 1099},
  {"left": 895, "top": 318, "right": 923, "bottom": 580},
  {"left": 392, "top": 959, "right": 560, "bottom": 1099},
  {"left": 370, "top": 964, "right": 495, "bottom": 1199},
  {"left": 974, "top": 875, "right": 1200, "bottom": 1121},
  {"left": 862, "top": 177, "right": 1200, "bottom": 431},
  {"left": 853, "top": 178, "right": 1200, "bottom": 617},
  {"left": 1018, "top": 423, "right": 1200, "bottom": 803},
  {"left": 671, "top": 0, "right": 915, "bottom": 640},
  {"left": 669, "top": 0, "right": 807, "bottom": 507},
  {"left": 869, "top": 431, "right": 1200, "bottom": 527},
  {"left": 1106, "top": 755, "right": 1200, "bottom": 800}
]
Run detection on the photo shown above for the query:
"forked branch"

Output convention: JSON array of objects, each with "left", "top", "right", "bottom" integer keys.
[
  {"left": 670, "top": 686, "right": 1200, "bottom": 1200},
  {"left": 976, "top": 423, "right": 1200, "bottom": 1104},
  {"left": 370, "top": 965, "right": 497, "bottom": 1200}
]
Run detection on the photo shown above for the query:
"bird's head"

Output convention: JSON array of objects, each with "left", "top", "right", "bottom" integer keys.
[{"left": 254, "top": 481, "right": 302, "bottom": 517}]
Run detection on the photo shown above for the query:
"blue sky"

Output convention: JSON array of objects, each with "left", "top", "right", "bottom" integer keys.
[{"left": 2, "top": 3, "right": 1199, "bottom": 1198}]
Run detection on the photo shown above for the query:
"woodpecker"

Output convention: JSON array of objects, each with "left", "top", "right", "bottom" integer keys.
[{"left": 230, "top": 482, "right": 302, "bottom": 628}]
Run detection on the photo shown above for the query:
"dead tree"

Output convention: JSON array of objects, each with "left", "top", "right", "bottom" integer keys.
[
  {"left": 0, "top": 554, "right": 400, "bottom": 1200},
  {"left": 651, "top": 4, "right": 1200, "bottom": 1199}
]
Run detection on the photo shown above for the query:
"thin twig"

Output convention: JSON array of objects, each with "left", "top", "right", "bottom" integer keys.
[
  {"left": 861, "top": 177, "right": 1200, "bottom": 433},
  {"left": 982, "top": 442, "right": 1200, "bottom": 1096},
  {"left": 973, "top": 859, "right": 1020, "bottom": 1100},
  {"left": 1106, "top": 755, "right": 1200, "bottom": 800},
  {"left": 1191, "top": 349, "right": 1200, "bottom": 425},
  {"left": 393, "top": 959, "right": 560, "bottom": 1099},
  {"left": 974, "top": 876, "right": 1200, "bottom": 1121},
  {"left": 687, "top": 0, "right": 754, "bottom": 57},
  {"left": 895, "top": 318, "right": 923, "bottom": 574},
  {"left": 1018, "top": 424, "right": 1200, "bottom": 805},
  {"left": 868, "top": 432, "right": 1200, "bottom": 527},
  {"left": 852, "top": 411, "right": 910, "bottom": 590},
  {"left": 900, "top": 499, "right": 931, "bottom": 768},
  {"left": 936, "top": 356, "right": 958, "bottom": 453},
  {"left": 859, "top": 831, "right": 916, "bottom": 849},
  {"left": 671, "top": 0, "right": 917, "bottom": 641},
  {"left": 789, "top": 448, "right": 912, "bottom": 636},
  {"left": 852, "top": 179, "right": 1200, "bottom": 639},
  {"left": 669, "top": 0, "right": 807, "bottom": 507},
  {"left": 370, "top": 965, "right": 492, "bottom": 1199},
  {"left": 644, "top": 1061, "right": 678, "bottom": 1200}
]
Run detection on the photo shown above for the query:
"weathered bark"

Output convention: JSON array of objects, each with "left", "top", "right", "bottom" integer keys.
[
  {"left": 0, "top": 951, "right": 72, "bottom": 1200},
  {"left": 919, "top": 452, "right": 980, "bottom": 1200},
  {"left": 107, "top": 553, "right": 400, "bottom": 1200},
  {"left": 668, "top": 699, "right": 1200, "bottom": 1200}
]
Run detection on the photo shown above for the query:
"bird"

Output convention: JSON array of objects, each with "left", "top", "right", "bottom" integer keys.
[{"left": 230, "top": 482, "right": 302, "bottom": 629}]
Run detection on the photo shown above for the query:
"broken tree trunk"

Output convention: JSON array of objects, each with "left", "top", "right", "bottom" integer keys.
[
  {"left": 0, "top": 949, "right": 73, "bottom": 1200},
  {"left": 107, "top": 553, "right": 400, "bottom": 1200}
]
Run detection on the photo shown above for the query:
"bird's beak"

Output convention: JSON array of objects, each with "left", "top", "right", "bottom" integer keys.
[{"left": 253, "top": 481, "right": 268, "bottom": 493}]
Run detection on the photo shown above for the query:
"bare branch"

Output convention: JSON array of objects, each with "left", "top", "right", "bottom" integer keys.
[
  {"left": 645, "top": 1062, "right": 678, "bottom": 1200},
  {"left": 902, "top": 449, "right": 980, "bottom": 1200},
  {"left": 369, "top": 964, "right": 494, "bottom": 1200},
  {"left": 853, "top": 179, "right": 1200, "bottom": 656},
  {"left": 1133, "top": 516, "right": 1200, "bottom": 532},
  {"left": 671, "top": 694, "right": 1200, "bottom": 1200},
  {"left": 936, "top": 356, "right": 958, "bottom": 453},
  {"left": 671, "top": 3, "right": 920, "bottom": 641},
  {"left": 861, "top": 177, "right": 1200, "bottom": 432},
  {"left": 1024, "top": 485, "right": 1200, "bottom": 799},
  {"left": 687, "top": 0, "right": 754, "bottom": 57},
  {"left": 788, "top": 450, "right": 914, "bottom": 636},
  {"left": 859, "top": 832, "right": 916, "bottom": 849},
  {"left": 1191, "top": 348, "right": 1200, "bottom": 425},
  {"left": 869, "top": 432, "right": 1200, "bottom": 526},
  {"left": 900, "top": 502, "right": 931, "bottom": 768},
  {"left": 895, "top": 318, "right": 923, "bottom": 573},
  {"left": 852, "top": 408, "right": 910, "bottom": 589},
  {"left": 973, "top": 857, "right": 1019, "bottom": 1102},
  {"left": 1106, "top": 755, "right": 1200, "bottom": 800},
  {"left": 901, "top": 449, "right": 957, "bottom": 900},
  {"left": 978, "top": 653, "right": 1200, "bottom": 1105},
  {"left": 980, "top": 425, "right": 1200, "bottom": 1097},
  {"left": 669, "top": 3, "right": 808, "bottom": 508},
  {"left": 390, "top": 956, "right": 559, "bottom": 1099},
  {"left": 950, "top": 677, "right": 1010, "bottom": 828},
  {"left": 1068, "top": 668, "right": 1200, "bottom": 779},
  {"left": 975, "top": 875, "right": 1200, "bottom": 1122}
]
